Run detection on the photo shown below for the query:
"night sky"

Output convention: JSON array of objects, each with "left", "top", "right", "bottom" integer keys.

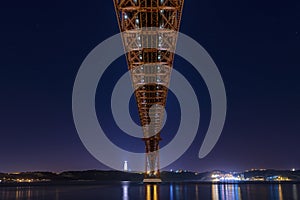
[{"left": 1, "top": 0, "right": 299, "bottom": 173}]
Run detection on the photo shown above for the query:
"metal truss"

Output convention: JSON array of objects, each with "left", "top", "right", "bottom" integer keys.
[{"left": 113, "top": 0, "right": 184, "bottom": 181}]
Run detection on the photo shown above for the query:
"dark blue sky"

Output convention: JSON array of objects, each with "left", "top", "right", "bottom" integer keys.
[{"left": 0, "top": 0, "right": 299, "bottom": 173}]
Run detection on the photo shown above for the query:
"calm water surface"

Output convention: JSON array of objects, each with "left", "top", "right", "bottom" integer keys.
[{"left": 0, "top": 182, "right": 299, "bottom": 200}]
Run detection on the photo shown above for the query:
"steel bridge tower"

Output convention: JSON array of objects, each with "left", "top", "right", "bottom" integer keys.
[{"left": 113, "top": 0, "right": 184, "bottom": 182}]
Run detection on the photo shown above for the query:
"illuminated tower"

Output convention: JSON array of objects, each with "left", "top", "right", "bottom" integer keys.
[
  {"left": 113, "top": 0, "right": 184, "bottom": 182},
  {"left": 124, "top": 161, "right": 128, "bottom": 171}
]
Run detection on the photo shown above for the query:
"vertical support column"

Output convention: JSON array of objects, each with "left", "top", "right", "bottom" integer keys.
[{"left": 113, "top": 0, "right": 184, "bottom": 183}]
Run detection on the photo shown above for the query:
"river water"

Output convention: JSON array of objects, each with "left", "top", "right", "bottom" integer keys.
[{"left": 0, "top": 182, "right": 299, "bottom": 200}]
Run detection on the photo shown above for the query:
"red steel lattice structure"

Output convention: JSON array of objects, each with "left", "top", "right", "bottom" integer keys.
[{"left": 113, "top": 0, "right": 184, "bottom": 182}]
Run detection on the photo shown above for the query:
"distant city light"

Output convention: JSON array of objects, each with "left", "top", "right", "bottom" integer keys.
[{"left": 211, "top": 172, "right": 241, "bottom": 182}]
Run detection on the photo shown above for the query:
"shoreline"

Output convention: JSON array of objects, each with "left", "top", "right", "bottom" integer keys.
[{"left": 1, "top": 180, "right": 299, "bottom": 187}]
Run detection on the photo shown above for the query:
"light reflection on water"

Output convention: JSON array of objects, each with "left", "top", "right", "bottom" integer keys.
[
  {"left": 146, "top": 184, "right": 158, "bottom": 200},
  {"left": 293, "top": 184, "right": 298, "bottom": 200},
  {"left": 122, "top": 181, "right": 129, "bottom": 200},
  {"left": 0, "top": 182, "right": 299, "bottom": 200},
  {"left": 212, "top": 184, "right": 242, "bottom": 200}
]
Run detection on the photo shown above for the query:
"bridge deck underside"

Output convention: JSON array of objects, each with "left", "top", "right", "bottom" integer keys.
[{"left": 113, "top": 0, "right": 184, "bottom": 180}]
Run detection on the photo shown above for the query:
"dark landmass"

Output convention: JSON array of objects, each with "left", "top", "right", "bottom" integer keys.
[
  {"left": 243, "top": 169, "right": 300, "bottom": 181},
  {"left": 0, "top": 169, "right": 299, "bottom": 186}
]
